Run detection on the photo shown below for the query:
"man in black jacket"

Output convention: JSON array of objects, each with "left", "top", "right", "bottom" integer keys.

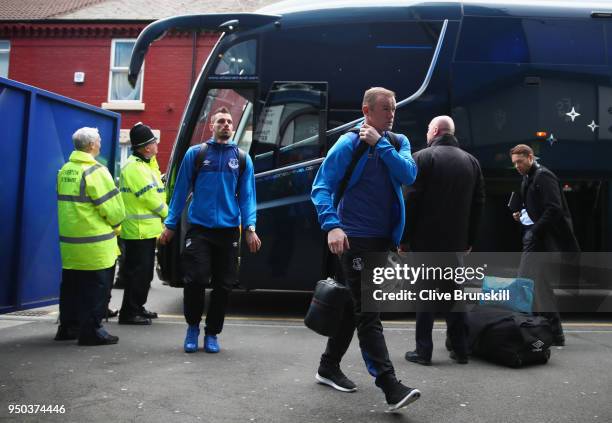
[
  {"left": 510, "top": 144, "right": 580, "bottom": 346},
  {"left": 402, "top": 115, "right": 485, "bottom": 365}
]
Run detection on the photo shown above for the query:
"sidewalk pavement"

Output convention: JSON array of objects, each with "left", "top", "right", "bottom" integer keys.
[{"left": 1, "top": 279, "right": 611, "bottom": 422}]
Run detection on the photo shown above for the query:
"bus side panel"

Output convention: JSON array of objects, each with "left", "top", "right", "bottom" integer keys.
[{"left": 239, "top": 162, "right": 325, "bottom": 290}]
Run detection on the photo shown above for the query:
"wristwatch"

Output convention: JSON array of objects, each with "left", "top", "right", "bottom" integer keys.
[{"left": 247, "top": 225, "right": 256, "bottom": 233}]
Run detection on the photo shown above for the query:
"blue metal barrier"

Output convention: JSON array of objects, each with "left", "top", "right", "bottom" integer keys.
[{"left": 0, "top": 77, "right": 121, "bottom": 313}]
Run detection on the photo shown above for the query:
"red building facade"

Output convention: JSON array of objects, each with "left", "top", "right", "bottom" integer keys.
[{"left": 1, "top": 22, "right": 218, "bottom": 170}]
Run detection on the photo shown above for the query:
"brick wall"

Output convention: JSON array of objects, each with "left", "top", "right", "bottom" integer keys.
[{"left": 6, "top": 24, "right": 218, "bottom": 171}]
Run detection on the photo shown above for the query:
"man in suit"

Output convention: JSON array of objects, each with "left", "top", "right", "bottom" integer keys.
[
  {"left": 510, "top": 144, "right": 580, "bottom": 346},
  {"left": 402, "top": 115, "right": 485, "bottom": 365}
]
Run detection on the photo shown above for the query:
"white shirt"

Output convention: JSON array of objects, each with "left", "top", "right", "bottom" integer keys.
[{"left": 519, "top": 208, "right": 534, "bottom": 226}]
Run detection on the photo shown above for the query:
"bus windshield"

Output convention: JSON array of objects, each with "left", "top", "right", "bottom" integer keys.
[{"left": 188, "top": 88, "right": 254, "bottom": 152}]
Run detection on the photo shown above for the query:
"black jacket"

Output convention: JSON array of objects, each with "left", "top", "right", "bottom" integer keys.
[
  {"left": 521, "top": 163, "right": 580, "bottom": 252},
  {"left": 403, "top": 134, "right": 485, "bottom": 252}
]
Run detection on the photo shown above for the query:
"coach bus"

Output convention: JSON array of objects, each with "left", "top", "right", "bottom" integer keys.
[{"left": 129, "top": 0, "right": 612, "bottom": 291}]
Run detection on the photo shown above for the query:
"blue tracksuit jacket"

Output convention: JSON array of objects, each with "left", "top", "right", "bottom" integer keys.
[
  {"left": 311, "top": 129, "right": 417, "bottom": 246},
  {"left": 165, "top": 139, "right": 256, "bottom": 230}
]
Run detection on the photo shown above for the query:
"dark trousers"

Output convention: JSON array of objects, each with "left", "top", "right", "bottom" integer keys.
[
  {"left": 59, "top": 266, "right": 114, "bottom": 341},
  {"left": 181, "top": 225, "right": 239, "bottom": 335},
  {"left": 518, "top": 227, "right": 563, "bottom": 336},
  {"left": 119, "top": 238, "right": 156, "bottom": 318},
  {"left": 416, "top": 312, "right": 467, "bottom": 360},
  {"left": 412, "top": 252, "right": 467, "bottom": 359},
  {"left": 114, "top": 237, "right": 127, "bottom": 285},
  {"left": 321, "top": 237, "right": 395, "bottom": 380}
]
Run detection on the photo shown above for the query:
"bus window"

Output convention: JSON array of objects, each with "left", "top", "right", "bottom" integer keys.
[
  {"left": 456, "top": 17, "right": 605, "bottom": 65},
  {"left": 259, "top": 22, "right": 437, "bottom": 109},
  {"left": 214, "top": 39, "right": 257, "bottom": 76},
  {"left": 252, "top": 82, "right": 327, "bottom": 170},
  {"left": 188, "top": 88, "right": 254, "bottom": 151}
]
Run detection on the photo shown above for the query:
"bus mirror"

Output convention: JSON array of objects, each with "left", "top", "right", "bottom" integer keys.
[{"left": 219, "top": 19, "right": 239, "bottom": 31}]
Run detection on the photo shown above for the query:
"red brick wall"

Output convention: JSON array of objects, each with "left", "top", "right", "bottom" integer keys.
[{"left": 7, "top": 26, "right": 218, "bottom": 171}]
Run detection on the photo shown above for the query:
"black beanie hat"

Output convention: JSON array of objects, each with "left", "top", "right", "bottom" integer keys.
[{"left": 130, "top": 122, "right": 157, "bottom": 148}]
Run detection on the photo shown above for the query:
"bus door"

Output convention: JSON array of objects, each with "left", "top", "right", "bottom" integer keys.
[{"left": 239, "top": 82, "right": 328, "bottom": 290}]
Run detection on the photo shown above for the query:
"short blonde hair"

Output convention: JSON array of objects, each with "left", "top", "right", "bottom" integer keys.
[
  {"left": 363, "top": 87, "right": 396, "bottom": 109},
  {"left": 509, "top": 144, "right": 533, "bottom": 157}
]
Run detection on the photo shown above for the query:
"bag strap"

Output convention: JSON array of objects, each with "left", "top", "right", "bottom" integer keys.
[
  {"left": 333, "top": 129, "right": 401, "bottom": 207},
  {"left": 192, "top": 143, "right": 209, "bottom": 191}
]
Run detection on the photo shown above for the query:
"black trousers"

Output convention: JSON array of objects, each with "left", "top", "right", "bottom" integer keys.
[
  {"left": 59, "top": 266, "right": 114, "bottom": 341},
  {"left": 321, "top": 237, "right": 395, "bottom": 380},
  {"left": 119, "top": 238, "right": 156, "bottom": 318},
  {"left": 416, "top": 312, "right": 467, "bottom": 360},
  {"left": 412, "top": 252, "right": 467, "bottom": 360},
  {"left": 114, "top": 237, "right": 127, "bottom": 285},
  {"left": 518, "top": 226, "right": 563, "bottom": 335},
  {"left": 181, "top": 225, "right": 240, "bottom": 334}
]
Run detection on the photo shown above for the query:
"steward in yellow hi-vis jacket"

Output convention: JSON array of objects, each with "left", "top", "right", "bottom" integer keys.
[
  {"left": 55, "top": 127, "right": 125, "bottom": 346},
  {"left": 118, "top": 122, "right": 167, "bottom": 325}
]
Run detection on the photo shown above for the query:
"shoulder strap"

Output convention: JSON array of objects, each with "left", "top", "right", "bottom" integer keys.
[
  {"left": 191, "top": 143, "right": 208, "bottom": 192},
  {"left": 386, "top": 131, "right": 401, "bottom": 151},
  {"left": 237, "top": 148, "right": 247, "bottom": 180},
  {"left": 333, "top": 129, "right": 402, "bottom": 208},
  {"left": 235, "top": 148, "right": 247, "bottom": 197},
  {"left": 334, "top": 130, "right": 368, "bottom": 208}
]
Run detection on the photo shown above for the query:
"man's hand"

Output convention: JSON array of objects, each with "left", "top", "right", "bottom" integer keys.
[
  {"left": 512, "top": 211, "right": 521, "bottom": 222},
  {"left": 245, "top": 231, "right": 262, "bottom": 253},
  {"left": 328, "top": 228, "right": 350, "bottom": 255},
  {"left": 359, "top": 123, "right": 381, "bottom": 146},
  {"left": 159, "top": 228, "right": 175, "bottom": 245}
]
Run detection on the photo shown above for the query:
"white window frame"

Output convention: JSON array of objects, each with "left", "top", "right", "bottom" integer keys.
[
  {"left": 0, "top": 40, "right": 10, "bottom": 78},
  {"left": 103, "top": 39, "right": 145, "bottom": 110}
]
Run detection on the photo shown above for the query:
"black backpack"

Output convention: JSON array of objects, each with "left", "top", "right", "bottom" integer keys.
[
  {"left": 467, "top": 306, "right": 553, "bottom": 367},
  {"left": 334, "top": 129, "right": 402, "bottom": 207},
  {"left": 192, "top": 143, "right": 247, "bottom": 194}
]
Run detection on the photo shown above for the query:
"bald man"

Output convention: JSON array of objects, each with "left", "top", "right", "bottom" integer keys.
[{"left": 402, "top": 115, "right": 485, "bottom": 365}]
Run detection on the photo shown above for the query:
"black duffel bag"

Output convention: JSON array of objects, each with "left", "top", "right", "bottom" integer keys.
[
  {"left": 304, "top": 278, "right": 350, "bottom": 337},
  {"left": 467, "top": 306, "right": 553, "bottom": 367}
]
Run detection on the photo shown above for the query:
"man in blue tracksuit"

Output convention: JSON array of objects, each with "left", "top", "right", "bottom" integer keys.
[
  {"left": 311, "top": 87, "right": 421, "bottom": 412},
  {"left": 159, "top": 107, "right": 261, "bottom": 353}
]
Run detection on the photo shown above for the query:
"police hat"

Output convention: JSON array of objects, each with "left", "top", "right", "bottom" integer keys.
[{"left": 130, "top": 122, "right": 158, "bottom": 148}]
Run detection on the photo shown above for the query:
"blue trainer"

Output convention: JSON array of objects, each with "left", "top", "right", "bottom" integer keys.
[
  {"left": 204, "top": 334, "right": 220, "bottom": 353},
  {"left": 184, "top": 325, "right": 200, "bottom": 353}
]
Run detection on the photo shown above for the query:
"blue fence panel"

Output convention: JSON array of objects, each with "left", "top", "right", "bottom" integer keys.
[
  {"left": 0, "top": 82, "right": 28, "bottom": 311},
  {"left": 0, "top": 77, "right": 120, "bottom": 312}
]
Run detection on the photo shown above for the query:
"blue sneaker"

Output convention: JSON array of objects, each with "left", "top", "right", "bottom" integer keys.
[
  {"left": 184, "top": 325, "right": 200, "bottom": 353},
  {"left": 204, "top": 334, "right": 220, "bottom": 353}
]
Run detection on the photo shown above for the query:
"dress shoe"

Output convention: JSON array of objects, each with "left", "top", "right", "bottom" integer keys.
[
  {"left": 118, "top": 315, "right": 152, "bottom": 325},
  {"left": 78, "top": 328, "right": 119, "bottom": 346},
  {"left": 404, "top": 350, "right": 432, "bottom": 366},
  {"left": 552, "top": 334, "right": 565, "bottom": 346},
  {"left": 54, "top": 325, "right": 78, "bottom": 341},
  {"left": 141, "top": 309, "right": 158, "bottom": 319},
  {"left": 449, "top": 350, "right": 469, "bottom": 364}
]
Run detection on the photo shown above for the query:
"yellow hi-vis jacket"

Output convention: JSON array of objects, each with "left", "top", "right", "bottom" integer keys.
[
  {"left": 57, "top": 150, "right": 125, "bottom": 270},
  {"left": 119, "top": 154, "right": 168, "bottom": 240}
]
